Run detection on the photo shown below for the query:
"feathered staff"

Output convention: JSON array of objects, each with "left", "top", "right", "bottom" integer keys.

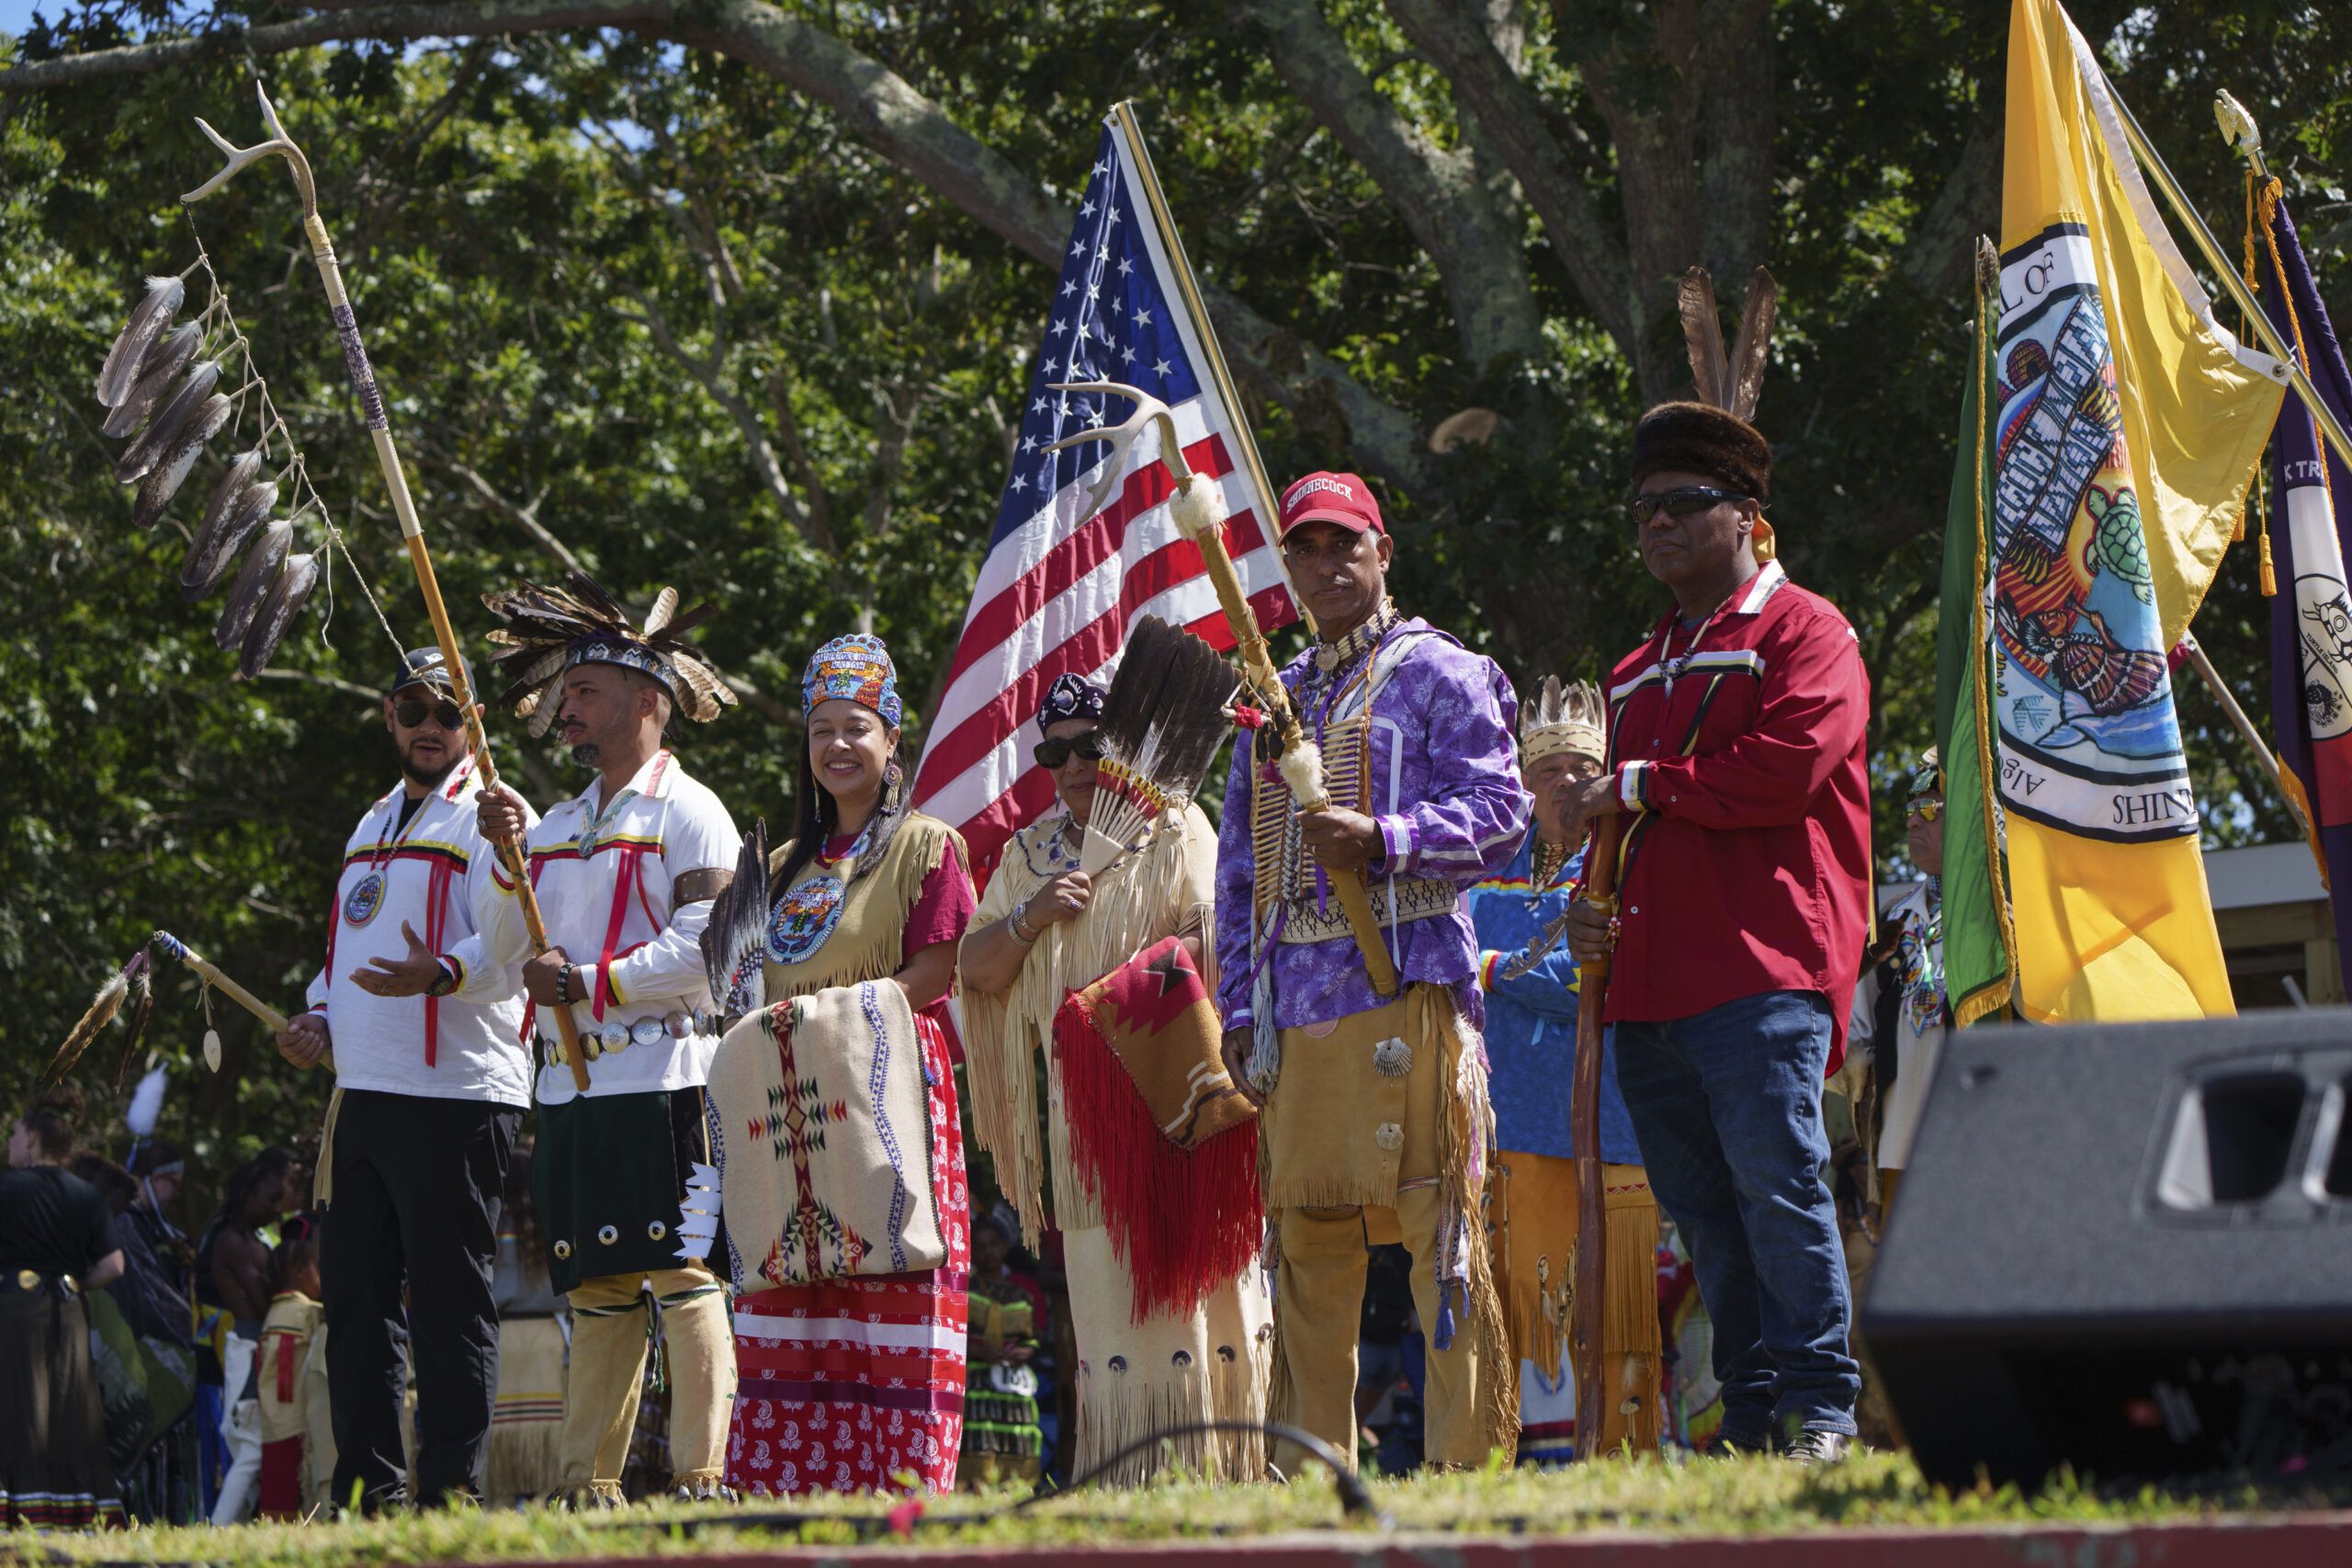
[
  {"left": 44, "top": 929, "right": 292, "bottom": 1085},
  {"left": 181, "top": 84, "right": 589, "bottom": 1092},
  {"left": 1040, "top": 385, "right": 1400, "bottom": 1011},
  {"left": 47, "top": 950, "right": 153, "bottom": 1085},
  {"left": 1080, "top": 615, "right": 1241, "bottom": 874}
]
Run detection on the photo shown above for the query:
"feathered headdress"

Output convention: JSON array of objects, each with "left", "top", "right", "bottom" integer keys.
[
  {"left": 1521, "top": 676, "right": 1607, "bottom": 769},
  {"left": 1633, "top": 265, "right": 1781, "bottom": 561},
  {"left": 480, "top": 572, "right": 734, "bottom": 737}
]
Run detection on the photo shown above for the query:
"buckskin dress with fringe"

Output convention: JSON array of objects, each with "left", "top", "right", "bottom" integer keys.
[
  {"left": 960, "top": 805, "right": 1272, "bottom": 1487},
  {"left": 723, "top": 815, "right": 975, "bottom": 1497}
]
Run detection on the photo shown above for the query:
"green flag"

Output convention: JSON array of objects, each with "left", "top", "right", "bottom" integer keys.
[{"left": 1932, "top": 239, "right": 2018, "bottom": 1026}]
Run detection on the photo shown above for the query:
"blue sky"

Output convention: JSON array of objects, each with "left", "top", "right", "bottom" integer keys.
[{"left": 0, "top": 0, "right": 40, "bottom": 39}]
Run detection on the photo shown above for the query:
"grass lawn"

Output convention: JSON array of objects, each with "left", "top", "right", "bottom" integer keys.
[{"left": 16, "top": 1452, "right": 2346, "bottom": 1563}]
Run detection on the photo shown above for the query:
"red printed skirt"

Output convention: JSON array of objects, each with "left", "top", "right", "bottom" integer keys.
[{"left": 725, "top": 1010, "right": 971, "bottom": 1496}]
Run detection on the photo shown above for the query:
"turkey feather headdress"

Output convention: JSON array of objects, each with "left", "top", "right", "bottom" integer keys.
[{"left": 481, "top": 572, "right": 733, "bottom": 737}]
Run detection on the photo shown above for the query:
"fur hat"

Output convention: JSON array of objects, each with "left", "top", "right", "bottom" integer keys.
[
  {"left": 1634, "top": 265, "right": 1781, "bottom": 561},
  {"left": 1630, "top": 401, "right": 1772, "bottom": 503}
]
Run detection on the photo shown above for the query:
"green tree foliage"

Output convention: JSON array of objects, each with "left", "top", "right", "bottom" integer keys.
[{"left": 1, "top": 2, "right": 2345, "bottom": 1212}]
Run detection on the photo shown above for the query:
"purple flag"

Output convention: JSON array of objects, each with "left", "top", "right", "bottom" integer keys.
[{"left": 2256, "top": 185, "right": 2352, "bottom": 951}]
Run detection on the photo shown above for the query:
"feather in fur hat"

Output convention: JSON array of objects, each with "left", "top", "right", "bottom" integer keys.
[
  {"left": 481, "top": 572, "right": 734, "bottom": 738},
  {"left": 1521, "top": 676, "right": 1607, "bottom": 768},
  {"left": 1632, "top": 264, "right": 1781, "bottom": 561}
]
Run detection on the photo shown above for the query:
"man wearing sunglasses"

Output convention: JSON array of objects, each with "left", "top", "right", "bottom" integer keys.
[
  {"left": 1555, "top": 399, "right": 1873, "bottom": 1463},
  {"left": 274, "top": 647, "right": 537, "bottom": 1510}
]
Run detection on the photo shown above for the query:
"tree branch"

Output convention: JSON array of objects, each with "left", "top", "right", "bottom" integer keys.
[
  {"left": 1236, "top": 0, "right": 1544, "bottom": 371},
  {"left": 254, "top": 668, "right": 385, "bottom": 702},
  {"left": 608, "top": 276, "right": 815, "bottom": 536},
  {"left": 1903, "top": 118, "right": 2002, "bottom": 298},
  {"left": 437, "top": 456, "right": 586, "bottom": 574},
  {"left": 722, "top": 673, "right": 797, "bottom": 728},
  {"left": 4, "top": 0, "right": 1432, "bottom": 490},
  {"left": 1383, "top": 0, "right": 1636, "bottom": 359}
]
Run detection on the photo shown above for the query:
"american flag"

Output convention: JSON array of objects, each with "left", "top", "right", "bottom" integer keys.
[{"left": 910, "top": 117, "right": 1297, "bottom": 874}]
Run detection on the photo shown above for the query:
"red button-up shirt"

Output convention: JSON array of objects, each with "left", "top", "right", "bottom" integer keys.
[{"left": 1601, "top": 561, "right": 1873, "bottom": 1071}]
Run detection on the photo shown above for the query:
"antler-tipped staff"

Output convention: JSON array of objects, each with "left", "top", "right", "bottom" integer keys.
[
  {"left": 1045, "top": 382, "right": 1400, "bottom": 998},
  {"left": 185, "top": 83, "right": 590, "bottom": 1093}
]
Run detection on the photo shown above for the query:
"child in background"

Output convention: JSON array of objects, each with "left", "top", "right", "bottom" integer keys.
[
  {"left": 959, "top": 1215, "right": 1046, "bottom": 1488},
  {"left": 255, "top": 1216, "right": 326, "bottom": 1518}
]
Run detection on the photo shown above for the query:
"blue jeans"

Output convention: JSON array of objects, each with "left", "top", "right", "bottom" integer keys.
[{"left": 1612, "top": 989, "right": 1860, "bottom": 1441}]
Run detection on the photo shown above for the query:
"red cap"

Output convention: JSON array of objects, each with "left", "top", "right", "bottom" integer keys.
[{"left": 1278, "top": 470, "right": 1383, "bottom": 536}]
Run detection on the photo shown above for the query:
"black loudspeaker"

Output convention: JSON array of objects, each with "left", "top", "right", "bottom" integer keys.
[{"left": 1861, "top": 1010, "right": 2352, "bottom": 1486}]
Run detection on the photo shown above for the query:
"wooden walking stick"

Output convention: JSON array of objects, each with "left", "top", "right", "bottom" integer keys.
[
  {"left": 184, "top": 83, "right": 590, "bottom": 1092},
  {"left": 1569, "top": 813, "right": 1626, "bottom": 1461}
]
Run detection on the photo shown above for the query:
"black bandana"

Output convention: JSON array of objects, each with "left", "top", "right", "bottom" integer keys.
[{"left": 1035, "top": 672, "right": 1106, "bottom": 731}]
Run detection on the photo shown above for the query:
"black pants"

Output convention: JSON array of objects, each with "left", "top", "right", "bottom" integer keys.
[{"left": 322, "top": 1089, "right": 519, "bottom": 1507}]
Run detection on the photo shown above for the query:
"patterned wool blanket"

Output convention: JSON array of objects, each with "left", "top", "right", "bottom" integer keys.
[
  {"left": 707, "top": 979, "right": 944, "bottom": 1288},
  {"left": 1053, "top": 936, "right": 1260, "bottom": 1324}
]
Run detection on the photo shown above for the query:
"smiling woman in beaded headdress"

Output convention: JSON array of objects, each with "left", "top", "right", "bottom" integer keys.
[
  {"left": 701, "top": 632, "right": 979, "bottom": 1500},
  {"left": 959, "top": 621, "right": 1272, "bottom": 1488}
]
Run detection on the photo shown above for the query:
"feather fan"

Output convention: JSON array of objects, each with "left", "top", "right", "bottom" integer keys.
[
  {"left": 1080, "top": 616, "right": 1241, "bottom": 874},
  {"left": 699, "top": 818, "right": 769, "bottom": 1021}
]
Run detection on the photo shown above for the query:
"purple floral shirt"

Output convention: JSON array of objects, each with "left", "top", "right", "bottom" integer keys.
[{"left": 1214, "top": 619, "right": 1527, "bottom": 1031}]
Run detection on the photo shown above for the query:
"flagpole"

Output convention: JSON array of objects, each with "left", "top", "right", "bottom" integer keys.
[
  {"left": 2178, "top": 633, "right": 2311, "bottom": 840},
  {"left": 1107, "top": 101, "right": 1315, "bottom": 637},
  {"left": 2101, "top": 78, "right": 2352, "bottom": 476}
]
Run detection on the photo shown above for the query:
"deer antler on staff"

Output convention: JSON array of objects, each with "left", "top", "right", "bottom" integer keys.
[
  {"left": 1555, "top": 265, "right": 1874, "bottom": 1464},
  {"left": 182, "top": 84, "right": 589, "bottom": 1092}
]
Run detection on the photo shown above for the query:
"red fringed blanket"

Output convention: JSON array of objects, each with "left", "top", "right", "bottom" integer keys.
[{"left": 1052, "top": 936, "right": 1261, "bottom": 1325}]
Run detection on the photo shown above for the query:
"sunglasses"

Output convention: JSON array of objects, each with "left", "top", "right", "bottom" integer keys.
[
  {"left": 1033, "top": 731, "right": 1107, "bottom": 769},
  {"left": 1629, "top": 486, "right": 1751, "bottom": 527},
  {"left": 395, "top": 699, "right": 465, "bottom": 731},
  {"left": 1909, "top": 798, "right": 1945, "bottom": 822}
]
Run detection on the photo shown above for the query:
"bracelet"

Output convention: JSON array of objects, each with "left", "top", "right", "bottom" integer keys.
[
  {"left": 555, "top": 964, "right": 572, "bottom": 1005},
  {"left": 1007, "top": 908, "right": 1039, "bottom": 946}
]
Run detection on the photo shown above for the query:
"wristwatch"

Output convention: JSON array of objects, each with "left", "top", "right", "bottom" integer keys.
[{"left": 426, "top": 962, "right": 458, "bottom": 999}]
